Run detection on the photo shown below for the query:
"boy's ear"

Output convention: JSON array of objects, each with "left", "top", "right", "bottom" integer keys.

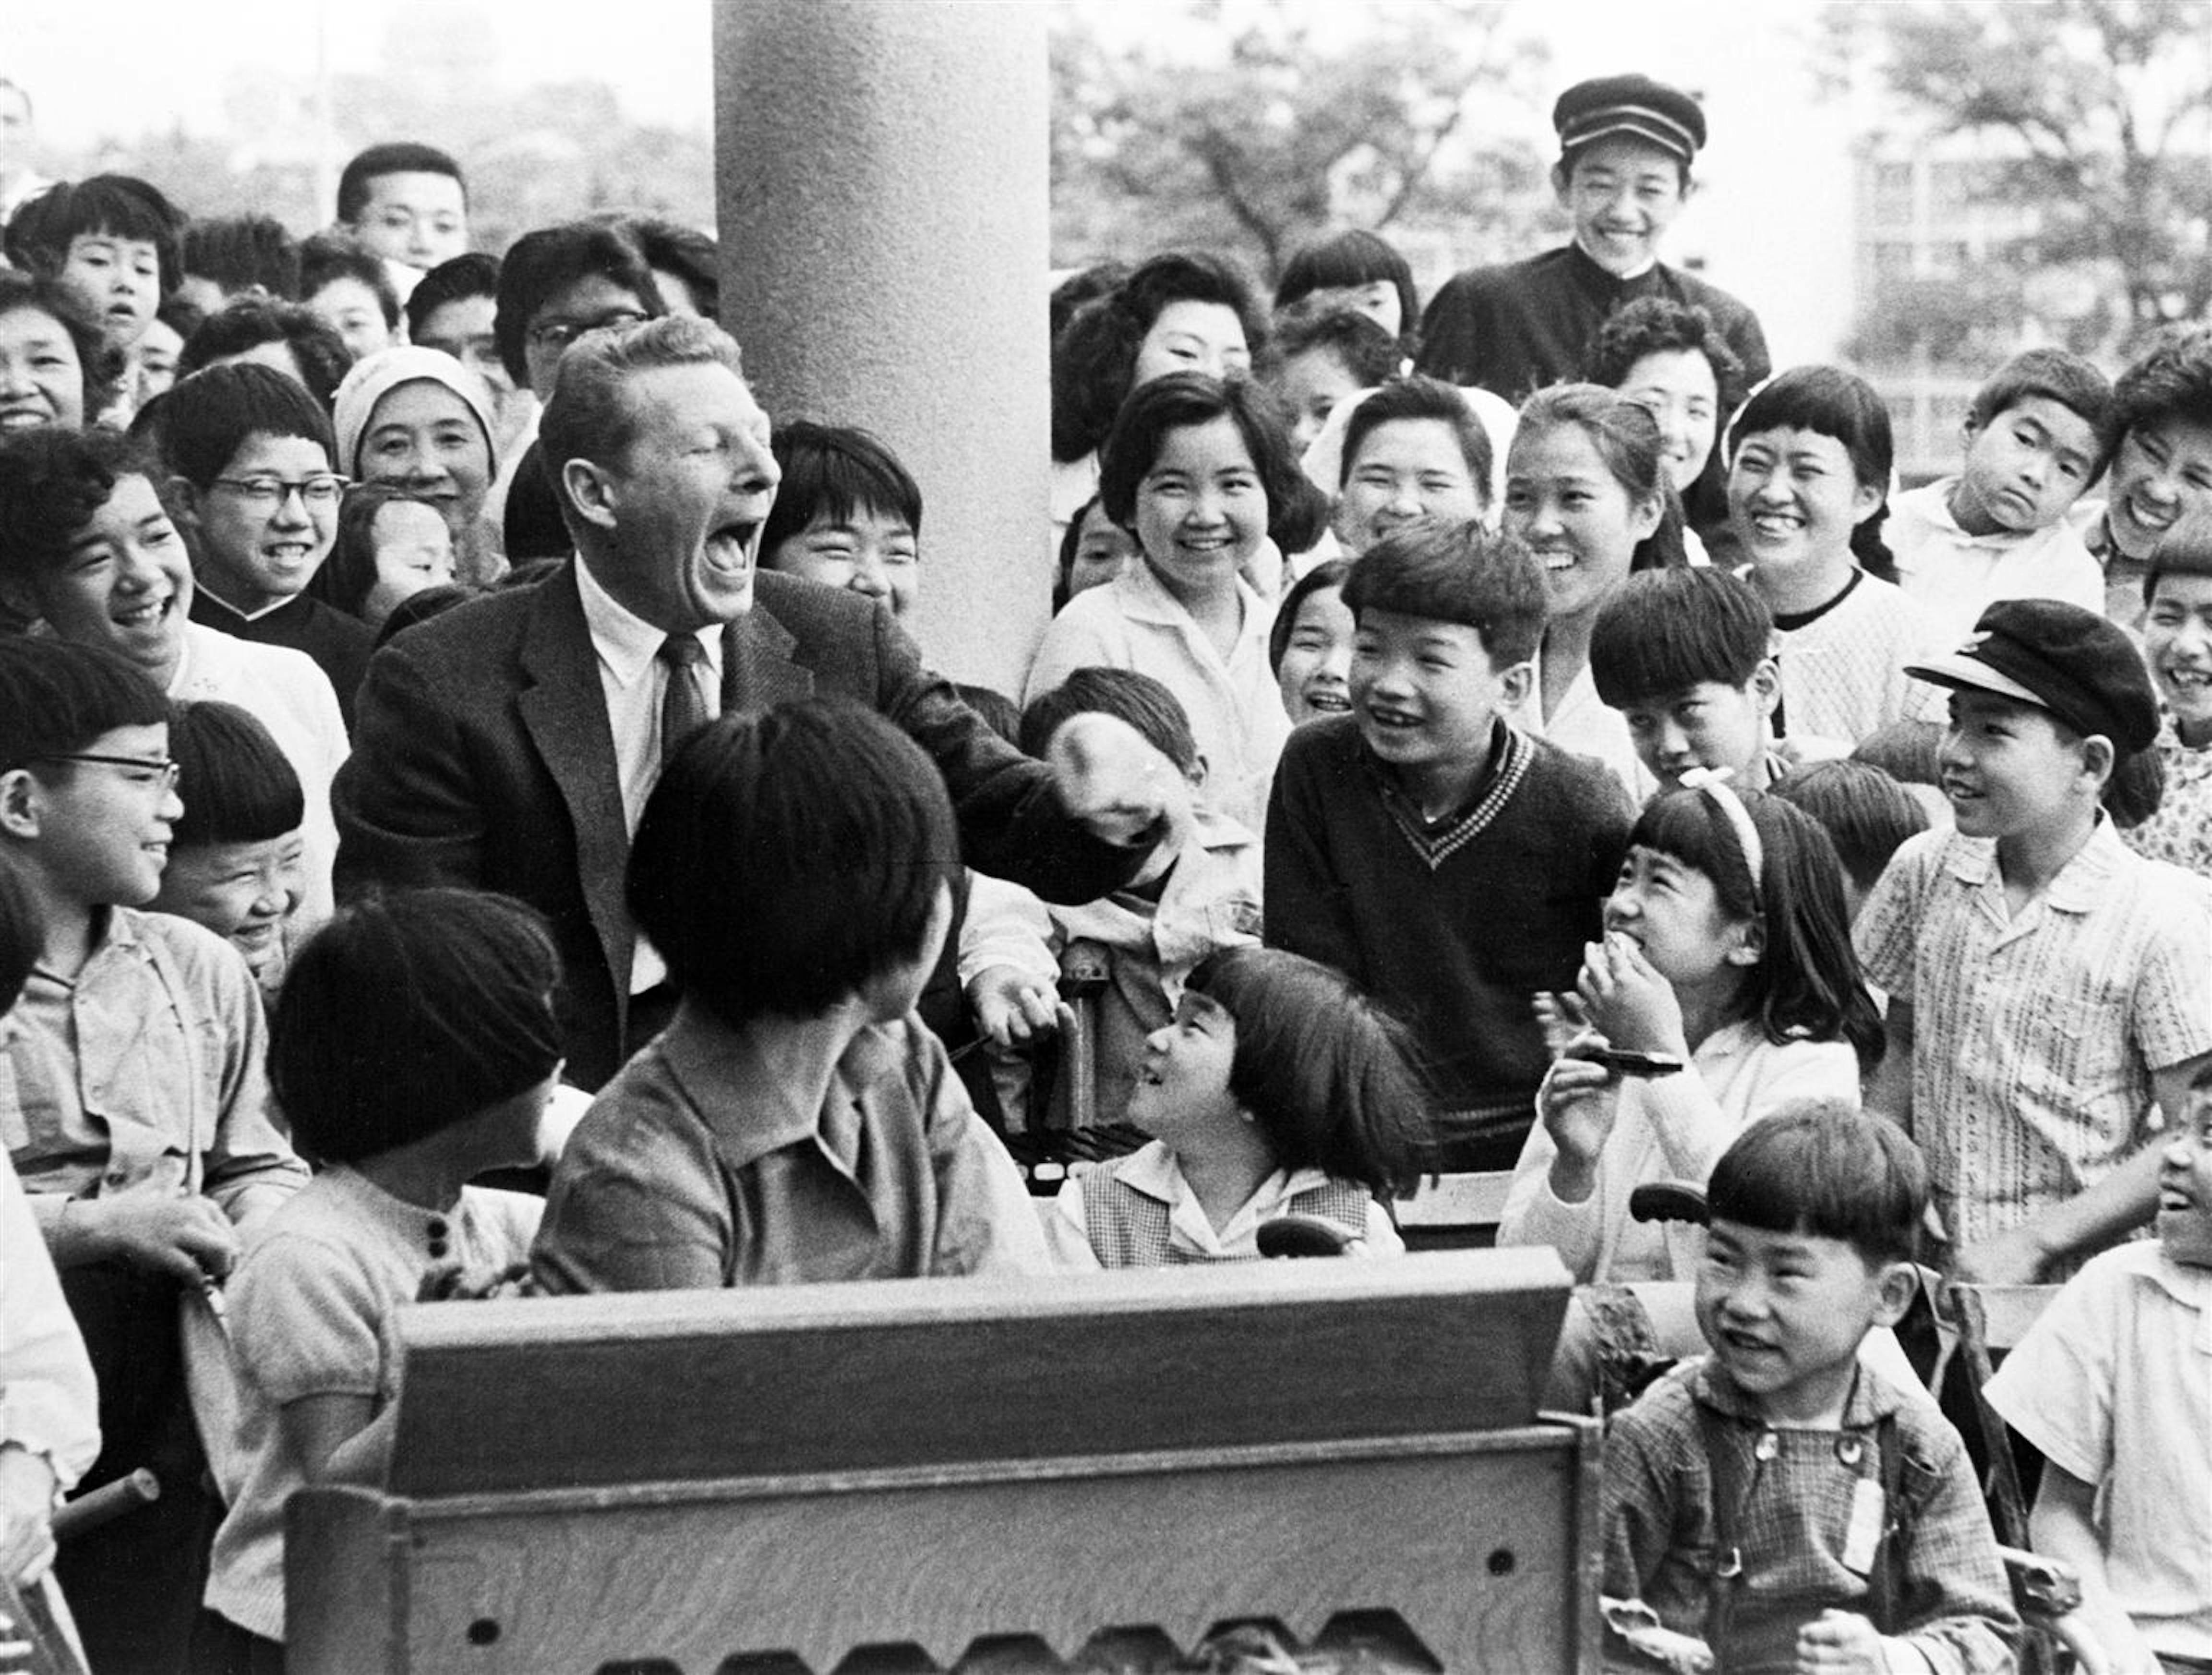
[
  {"left": 0, "top": 769, "right": 44, "bottom": 842},
  {"left": 1498, "top": 658, "right": 1536, "bottom": 712},
  {"left": 1548, "top": 159, "right": 1575, "bottom": 205},
  {"left": 165, "top": 475, "right": 205, "bottom": 534},
  {"left": 1870, "top": 1259, "right": 1919, "bottom": 1331},
  {"left": 1186, "top": 751, "right": 1209, "bottom": 790},
  {"left": 560, "top": 458, "right": 620, "bottom": 533},
  {"left": 2079, "top": 732, "right": 2116, "bottom": 793},
  {"left": 1750, "top": 658, "right": 1783, "bottom": 719}
]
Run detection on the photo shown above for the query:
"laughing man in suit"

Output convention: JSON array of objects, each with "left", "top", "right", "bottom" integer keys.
[{"left": 335, "top": 314, "right": 1166, "bottom": 1089}]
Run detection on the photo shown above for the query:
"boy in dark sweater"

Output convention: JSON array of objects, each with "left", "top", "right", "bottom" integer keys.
[{"left": 1266, "top": 520, "right": 1634, "bottom": 1170}]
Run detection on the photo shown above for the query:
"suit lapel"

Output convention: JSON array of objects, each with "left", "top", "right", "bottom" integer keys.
[
  {"left": 724, "top": 599, "right": 815, "bottom": 714},
  {"left": 516, "top": 567, "right": 634, "bottom": 990}
]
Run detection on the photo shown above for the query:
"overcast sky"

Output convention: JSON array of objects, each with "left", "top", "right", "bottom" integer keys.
[{"left": 8, "top": 0, "right": 1860, "bottom": 359}]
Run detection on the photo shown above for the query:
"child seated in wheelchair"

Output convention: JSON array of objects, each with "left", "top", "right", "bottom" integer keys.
[
  {"left": 1603, "top": 1102, "right": 2017, "bottom": 1674},
  {"left": 1984, "top": 1061, "right": 2212, "bottom": 1675},
  {"left": 961, "top": 667, "right": 1261, "bottom": 1130}
]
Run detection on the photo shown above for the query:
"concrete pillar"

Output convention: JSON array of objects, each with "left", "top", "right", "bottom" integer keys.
[{"left": 714, "top": 0, "right": 1050, "bottom": 695}]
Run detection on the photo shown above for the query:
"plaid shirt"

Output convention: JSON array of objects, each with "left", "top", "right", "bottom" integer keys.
[{"left": 1604, "top": 1358, "right": 2018, "bottom": 1675}]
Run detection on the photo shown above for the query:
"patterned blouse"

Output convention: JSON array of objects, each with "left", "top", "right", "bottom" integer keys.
[{"left": 2122, "top": 714, "right": 2212, "bottom": 883}]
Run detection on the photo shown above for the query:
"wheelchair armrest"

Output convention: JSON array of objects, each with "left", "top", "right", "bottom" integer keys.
[{"left": 1627, "top": 1181, "right": 1709, "bottom": 1227}]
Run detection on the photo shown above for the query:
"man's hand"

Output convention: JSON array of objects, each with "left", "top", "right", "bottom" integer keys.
[
  {"left": 966, "top": 965, "right": 1070, "bottom": 1050},
  {"left": 0, "top": 1447, "right": 56, "bottom": 1587},
  {"left": 1793, "top": 1609, "right": 1886, "bottom": 1674},
  {"left": 1046, "top": 713, "right": 1176, "bottom": 852},
  {"left": 82, "top": 1193, "right": 241, "bottom": 1285}
]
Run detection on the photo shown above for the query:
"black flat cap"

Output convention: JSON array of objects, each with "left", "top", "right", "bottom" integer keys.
[{"left": 1554, "top": 74, "right": 1707, "bottom": 166}]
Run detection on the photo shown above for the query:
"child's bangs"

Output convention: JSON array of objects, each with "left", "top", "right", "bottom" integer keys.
[
  {"left": 66, "top": 182, "right": 181, "bottom": 253},
  {"left": 1707, "top": 1104, "right": 1924, "bottom": 1266},
  {"left": 1626, "top": 789, "right": 1755, "bottom": 913},
  {"left": 1728, "top": 366, "right": 1891, "bottom": 488},
  {"left": 797, "top": 449, "right": 919, "bottom": 535}
]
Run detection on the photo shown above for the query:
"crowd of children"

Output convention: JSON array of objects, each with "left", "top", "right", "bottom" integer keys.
[{"left": 1, "top": 73, "right": 2210, "bottom": 1675}]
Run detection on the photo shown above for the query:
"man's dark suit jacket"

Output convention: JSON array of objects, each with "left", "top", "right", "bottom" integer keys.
[{"left": 333, "top": 563, "right": 1134, "bottom": 1089}]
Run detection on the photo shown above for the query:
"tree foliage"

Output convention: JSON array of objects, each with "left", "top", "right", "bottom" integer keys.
[
  {"left": 1823, "top": 0, "right": 2212, "bottom": 351},
  {"left": 1051, "top": 0, "right": 1554, "bottom": 281}
]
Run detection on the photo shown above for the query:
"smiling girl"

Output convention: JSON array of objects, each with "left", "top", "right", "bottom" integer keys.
[
  {"left": 1026, "top": 373, "right": 1309, "bottom": 828},
  {"left": 1588, "top": 296, "right": 1745, "bottom": 564},
  {"left": 1046, "top": 946, "right": 1424, "bottom": 1267},
  {"left": 1501, "top": 383, "right": 1680, "bottom": 800},
  {"left": 1729, "top": 365, "right": 1948, "bottom": 749},
  {"left": 0, "top": 272, "right": 108, "bottom": 438},
  {"left": 1049, "top": 252, "right": 1268, "bottom": 568},
  {"left": 1497, "top": 782, "right": 1879, "bottom": 1284},
  {"left": 2093, "top": 325, "right": 2212, "bottom": 627}
]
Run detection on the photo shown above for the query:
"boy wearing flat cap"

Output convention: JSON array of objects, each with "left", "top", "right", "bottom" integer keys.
[
  {"left": 1857, "top": 598, "right": 2212, "bottom": 1283},
  {"left": 1417, "top": 71, "right": 1770, "bottom": 405}
]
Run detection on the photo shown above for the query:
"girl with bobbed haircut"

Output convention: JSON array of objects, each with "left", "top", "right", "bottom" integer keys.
[
  {"left": 1046, "top": 945, "right": 1430, "bottom": 1266},
  {"left": 1051, "top": 250, "right": 1268, "bottom": 465},
  {"left": 1096, "top": 371, "right": 1313, "bottom": 550},
  {"left": 1030, "top": 371, "right": 1312, "bottom": 830},
  {"left": 1187, "top": 946, "right": 1429, "bottom": 1198},
  {"left": 268, "top": 888, "right": 564, "bottom": 1167},
  {"left": 626, "top": 699, "right": 962, "bottom": 1027},
  {"left": 1725, "top": 363, "right": 1899, "bottom": 582},
  {"left": 1273, "top": 228, "right": 1420, "bottom": 357},
  {"left": 0, "top": 269, "right": 120, "bottom": 431}
]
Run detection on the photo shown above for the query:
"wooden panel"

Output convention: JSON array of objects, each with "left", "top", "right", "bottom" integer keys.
[
  {"left": 292, "top": 1425, "right": 1599, "bottom": 1675},
  {"left": 388, "top": 1250, "right": 1571, "bottom": 1498}
]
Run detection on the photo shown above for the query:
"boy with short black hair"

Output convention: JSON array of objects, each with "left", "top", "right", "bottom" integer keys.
[
  {"left": 335, "top": 141, "right": 469, "bottom": 277},
  {"left": 1858, "top": 598, "right": 2212, "bottom": 1282},
  {"left": 157, "top": 360, "right": 375, "bottom": 720},
  {"left": 962, "top": 667, "right": 1262, "bottom": 1126},
  {"left": 759, "top": 420, "right": 926, "bottom": 620},
  {"left": 0, "top": 636, "right": 307, "bottom": 1673},
  {"left": 1983, "top": 1062, "right": 2212, "bottom": 1675},
  {"left": 1889, "top": 347, "right": 2114, "bottom": 637},
  {"left": 1267, "top": 520, "right": 1633, "bottom": 1169},
  {"left": 532, "top": 699, "right": 1049, "bottom": 1292},
  {"left": 152, "top": 699, "right": 307, "bottom": 1000},
  {"left": 1417, "top": 72, "right": 1770, "bottom": 405},
  {"left": 1589, "top": 565, "right": 1785, "bottom": 795},
  {"left": 1605, "top": 1102, "right": 2017, "bottom": 1674}
]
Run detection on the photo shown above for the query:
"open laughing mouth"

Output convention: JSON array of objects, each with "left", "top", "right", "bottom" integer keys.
[{"left": 705, "top": 520, "right": 759, "bottom": 575}]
